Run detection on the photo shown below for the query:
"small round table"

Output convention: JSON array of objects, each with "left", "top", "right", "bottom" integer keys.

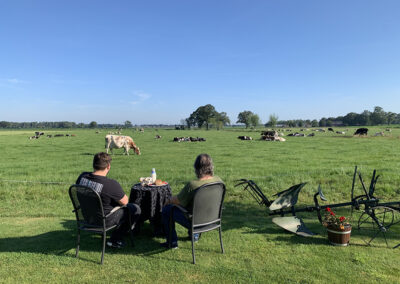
[{"left": 129, "top": 183, "right": 172, "bottom": 236}]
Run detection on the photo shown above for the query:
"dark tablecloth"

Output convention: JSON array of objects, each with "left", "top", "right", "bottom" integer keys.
[{"left": 129, "top": 183, "right": 172, "bottom": 236}]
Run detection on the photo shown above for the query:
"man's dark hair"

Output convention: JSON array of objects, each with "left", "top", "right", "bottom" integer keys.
[
  {"left": 93, "top": 152, "right": 112, "bottom": 171},
  {"left": 194, "top": 153, "right": 214, "bottom": 178}
]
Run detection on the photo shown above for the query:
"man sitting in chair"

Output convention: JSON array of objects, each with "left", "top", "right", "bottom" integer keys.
[
  {"left": 76, "top": 152, "right": 141, "bottom": 248},
  {"left": 161, "top": 153, "right": 223, "bottom": 249}
]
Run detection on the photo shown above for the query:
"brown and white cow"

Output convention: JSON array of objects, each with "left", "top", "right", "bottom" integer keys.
[{"left": 105, "top": 135, "right": 140, "bottom": 155}]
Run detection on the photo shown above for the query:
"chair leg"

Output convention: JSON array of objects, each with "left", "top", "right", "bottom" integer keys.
[
  {"left": 219, "top": 227, "right": 224, "bottom": 254},
  {"left": 168, "top": 207, "right": 174, "bottom": 248},
  {"left": 192, "top": 233, "right": 196, "bottom": 264},
  {"left": 75, "top": 229, "right": 80, "bottom": 258},
  {"left": 128, "top": 210, "right": 135, "bottom": 247},
  {"left": 101, "top": 232, "right": 106, "bottom": 265}
]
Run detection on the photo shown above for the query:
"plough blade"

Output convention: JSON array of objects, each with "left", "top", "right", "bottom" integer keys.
[
  {"left": 272, "top": 216, "right": 316, "bottom": 237},
  {"left": 269, "top": 183, "right": 307, "bottom": 211}
]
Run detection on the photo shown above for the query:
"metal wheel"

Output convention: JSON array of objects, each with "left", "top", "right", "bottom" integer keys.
[{"left": 357, "top": 206, "right": 400, "bottom": 248}]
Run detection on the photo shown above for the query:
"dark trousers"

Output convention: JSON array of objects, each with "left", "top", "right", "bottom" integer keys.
[
  {"left": 162, "top": 204, "right": 191, "bottom": 244},
  {"left": 107, "top": 203, "right": 141, "bottom": 242}
]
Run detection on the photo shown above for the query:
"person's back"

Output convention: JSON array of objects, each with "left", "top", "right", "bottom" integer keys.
[
  {"left": 161, "top": 153, "right": 223, "bottom": 248},
  {"left": 76, "top": 152, "right": 141, "bottom": 248}
]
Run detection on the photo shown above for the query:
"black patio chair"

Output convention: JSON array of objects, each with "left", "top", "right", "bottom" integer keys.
[
  {"left": 170, "top": 182, "right": 226, "bottom": 264},
  {"left": 68, "top": 184, "right": 134, "bottom": 264}
]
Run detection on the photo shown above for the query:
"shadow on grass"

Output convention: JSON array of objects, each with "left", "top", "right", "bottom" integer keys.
[
  {"left": 221, "top": 200, "right": 331, "bottom": 245},
  {"left": 0, "top": 219, "right": 166, "bottom": 264}
]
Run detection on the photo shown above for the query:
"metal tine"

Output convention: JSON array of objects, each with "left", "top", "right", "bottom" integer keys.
[
  {"left": 358, "top": 172, "right": 370, "bottom": 200},
  {"left": 368, "top": 170, "right": 376, "bottom": 198}
]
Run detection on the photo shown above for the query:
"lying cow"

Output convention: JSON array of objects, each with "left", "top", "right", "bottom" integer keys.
[
  {"left": 354, "top": 128, "right": 368, "bottom": 136},
  {"left": 105, "top": 135, "right": 140, "bottom": 155},
  {"left": 238, "top": 136, "right": 252, "bottom": 140}
]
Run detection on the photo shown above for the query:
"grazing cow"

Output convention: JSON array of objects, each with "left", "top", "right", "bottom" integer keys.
[
  {"left": 155, "top": 135, "right": 162, "bottom": 139},
  {"left": 35, "top": 131, "right": 44, "bottom": 136},
  {"left": 29, "top": 136, "right": 39, "bottom": 139},
  {"left": 308, "top": 133, "right": 315, "bottom": 137},
  {"left": 354, "top": 128, "right": 368, "bottom": 136},
  {"left": 54, "top": 134, "right": 64, "bottom": 137},
  {"left": 238, "top": 136, "right": 252, "bottom": 140},
  {"left": 105, "top": 135, "right": 140, "bottom": 155},
  {"left": 336, "top": 131, "right": 345, "bottom": 135},
  {"left": 328, "top": 128, "right": 334, "bottom": 132}
]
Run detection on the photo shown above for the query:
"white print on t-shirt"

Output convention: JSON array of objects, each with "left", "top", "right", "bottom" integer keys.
[{"left": 79, "top": 177, "right": 104, "bottom": 194}]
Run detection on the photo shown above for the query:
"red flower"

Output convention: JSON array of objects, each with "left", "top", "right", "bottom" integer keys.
[
  {"left": 339, "top": 216, "right": 346, "bottom": 222},
  {"left": 325, "top": 207, "right": 331, "bottom": 212},
  {"left": 330, "top": 212, "right": 335, "bottom": 216}
]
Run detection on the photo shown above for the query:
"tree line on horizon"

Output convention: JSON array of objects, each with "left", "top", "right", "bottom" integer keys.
[
  {"left": 0, "top": 106, "right": 398, "bottom": 129},
  {"left": 184, "top": 105, "right": 399, "bottom": 129}
]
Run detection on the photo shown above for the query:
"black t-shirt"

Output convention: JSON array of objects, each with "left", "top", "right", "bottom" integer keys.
[{"left": 76, "top": 172, "right": 125, "bottom": 215}]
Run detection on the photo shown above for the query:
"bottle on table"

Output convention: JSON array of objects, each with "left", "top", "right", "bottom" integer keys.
[{"left": 151, "top": 168, "right": 157, "bottom": 184}]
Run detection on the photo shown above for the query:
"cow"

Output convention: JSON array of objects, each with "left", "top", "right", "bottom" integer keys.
[
  {"left": 374, "top": 132, "right": 384, "bottom": 136},
  {"left": 155, "top": 135, "right": 162, "bottom": 139},
  {"left": 354, "top": 128, "right": 368, "bottom": 136},
  {"left": 336, "top": 131, "right": 345, "bottom": 135},
  {"left": 105, "top": 135, "right": 140, "bottom": 155},
  {"left": 35, "top": 131, "right": 44, "bottom": 136},
  {"left": 238, "top": 136, "right": 252, "bottom": 140},
  {"left": 328, "top": 128, "right": 334, "bottom": 132}
]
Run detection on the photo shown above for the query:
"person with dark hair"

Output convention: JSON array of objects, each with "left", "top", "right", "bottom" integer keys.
[
  {"left": 76, "top": 152, "right": 141, "bottom": 248},
  {"left": 161, "top": 153, "right": 223, "bottom": 249}
]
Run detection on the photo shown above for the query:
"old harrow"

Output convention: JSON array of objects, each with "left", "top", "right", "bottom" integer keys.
[{"left": 235, "top": 167, "right": 400, "bottom": 248}]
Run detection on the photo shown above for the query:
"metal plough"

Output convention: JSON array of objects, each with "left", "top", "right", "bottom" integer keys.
[{"left": 235, "top": 166, "right": 400, "bottom": 248}]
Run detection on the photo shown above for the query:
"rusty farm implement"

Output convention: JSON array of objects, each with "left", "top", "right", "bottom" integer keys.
[{"left": 235, "top": 166, "right": 400, "bottom": 248}]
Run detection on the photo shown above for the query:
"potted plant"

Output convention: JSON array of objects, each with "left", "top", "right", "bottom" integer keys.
[{"left": 322, "top": 207, "right": 352, "bottom": 246}]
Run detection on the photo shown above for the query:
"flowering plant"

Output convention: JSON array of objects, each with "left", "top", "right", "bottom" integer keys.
[{"left": 322, "top": 207, "right": 350, "bottom": 230}]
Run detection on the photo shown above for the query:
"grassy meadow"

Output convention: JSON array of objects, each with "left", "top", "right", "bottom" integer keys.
[{"left": 1, "top": 126, "right": 400, "bottom": 283}]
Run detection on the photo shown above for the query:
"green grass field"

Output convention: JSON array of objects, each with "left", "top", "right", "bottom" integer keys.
[{"left": 1, "top": 127, "right": 400, "bottom": 283}]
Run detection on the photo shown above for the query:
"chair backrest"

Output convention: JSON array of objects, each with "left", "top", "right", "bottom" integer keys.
[
  {"left": 69, "top": 184, "right": 105, "bottom": 226},
  {"left": 192, "top": 182, "right": 226, "bottom": 226}
]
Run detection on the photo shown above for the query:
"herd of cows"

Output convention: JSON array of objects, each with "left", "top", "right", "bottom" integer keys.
[
  {"left": 237, "top": 127, "right": 391, "bottom": 142},
  {"left": 26, "top": 126, "right": 392, "bottom": 155},
  {"left": 28, "top": 131, "right": 76, "bottom": 139}
]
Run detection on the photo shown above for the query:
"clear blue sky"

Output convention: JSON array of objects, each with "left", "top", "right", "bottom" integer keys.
[{"left": 1, "top": 0, "right": 399, "bottom": 124}]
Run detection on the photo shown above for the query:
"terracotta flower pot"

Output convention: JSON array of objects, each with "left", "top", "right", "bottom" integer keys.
[{"left": 327, "top": 225, "right": 352, "bottom": 246}]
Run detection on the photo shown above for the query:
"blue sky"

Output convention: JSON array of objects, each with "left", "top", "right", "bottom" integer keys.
[{"left": 1, "top": 0, "right": 400, "bottom": 124}]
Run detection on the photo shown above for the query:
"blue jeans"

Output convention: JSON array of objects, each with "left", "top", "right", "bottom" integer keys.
[{"left": 162, "top": 204, "right": 191, "bottom": 244}]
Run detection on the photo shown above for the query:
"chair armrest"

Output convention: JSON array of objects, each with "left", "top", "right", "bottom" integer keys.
[
  {"left": 171, "top": 204, "right": 192, "bottom": 218},
  {"left": 105, "top": 205, "right": 126, "bottom": 218},
  {"left": 172, "top": 204, "right": 188, "bottom": 213}
]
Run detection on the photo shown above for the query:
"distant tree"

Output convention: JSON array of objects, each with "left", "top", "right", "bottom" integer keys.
[
  {"left": 359, "top": 110, "right": 371, "bottom": 125},
  {"left": 250, "top": 114, "right": 261, "bottom": 128},
  {"left": 77, "top": 123, "right": 85, "bottom": 128},
  {"left": 287, "top": 120, "right": 296, "bottom": 127},
  {"left": 297, "top": 120, "right": 304, "bottom": 127},
  {"left": 370, "top": 106, "right": 387, "bottom": 125},
  {"left": 267, "top": 114, "right": 279, "bottom": 128},
  {"left": 0, "top": 121, "right": 10, "bottom": 128},
  {"left": 319, "top": 118, "right": 327, "bottom": 127},
  {"left": 89, "top": 121, "right": 98, "bottom": 128},
  {"left": 124, "top": 120, "right": 133, "bottom": 128},
  {"left": 311, "top": 119, "right": 319, "bottom": 127},
  {"left": 187, "top": 104, "right": 217, "bottom": 130},
  {"left": 237, "top": 111, "right": 254, "bottom": 128},
  {"left": 387, "top": 112, "right": 396, "bottom": 125}
]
